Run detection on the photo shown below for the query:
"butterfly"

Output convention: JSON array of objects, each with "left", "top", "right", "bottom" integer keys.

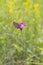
[
  {"left": 13, "top": 21, "right": 26, "bottom": 31},
  {"left": 13, "top": 22, "right": 19, "bottom": 28}
]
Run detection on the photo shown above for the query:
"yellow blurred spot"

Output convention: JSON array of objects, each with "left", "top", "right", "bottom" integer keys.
[
  {"left": 7, "top": 0, "right": 15, "bottom": 14},
  {"left": 32, "top": 18, "right": 35, "bottom": 22},
  {"left": 8, "top": 5, "right": 14, "bottom": 14},
  {"left": 38, "top": 47, "right": 43, "bottom": 51},
  {"left": 24, "top": 0, "right": 32, "bottom": 11},
  {"left": 33, "top": 4, "right": 40, "bottom": 17},
  {"left": 36, "top": 11, "right": 40, "bottom": 17},
  {"left": 34, "top": 4, "right": 39, "bottom": 9},
  {"left": 24, "top": 2, "right": 29, "bottom": 10}
]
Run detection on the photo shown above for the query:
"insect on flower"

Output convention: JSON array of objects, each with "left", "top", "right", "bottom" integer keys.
[{"left": 13, "top": 21, "right": 27, "bottom": 31}]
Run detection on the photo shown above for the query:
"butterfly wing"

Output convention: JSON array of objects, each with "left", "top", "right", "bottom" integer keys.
[{"left": 13, "top": 22, "right": 19, "bottom": 28}]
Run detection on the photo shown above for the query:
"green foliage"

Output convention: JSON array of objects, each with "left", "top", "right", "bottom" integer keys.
[{"left": 0, "top": 0, "right": 43, "bottom": 65}]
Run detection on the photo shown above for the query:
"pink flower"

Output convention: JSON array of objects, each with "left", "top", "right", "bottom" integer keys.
[
  {"left": 17, "top": 22, "right": 27, "bottom": 30},
  {"left": 13, "top": 22, "right": 27, "bottom": 31}
]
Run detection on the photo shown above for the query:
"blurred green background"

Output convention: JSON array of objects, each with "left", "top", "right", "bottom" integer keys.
[{"left": 0, "top": 0, "right": 43, "bottom": 65}]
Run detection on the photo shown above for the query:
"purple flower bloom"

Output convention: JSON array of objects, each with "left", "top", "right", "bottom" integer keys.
[
  {"left": 17, "top": 22, "right": 26, "bottom": 30},
  {"left": 13, "top": 22, "right": 27, "bottom": 31}
]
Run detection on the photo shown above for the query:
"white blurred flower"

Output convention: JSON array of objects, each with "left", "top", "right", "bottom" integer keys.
[
  {"left": 38, "top": 36, "right": 43, "bottom": 43},
  {"left": 40, "top": 51, "right": 43, "bottom": 55}
]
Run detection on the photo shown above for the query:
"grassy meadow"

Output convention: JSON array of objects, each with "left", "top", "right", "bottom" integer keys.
[{"left": 0, "top": 0, "right": 43, "bottom": 65}]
